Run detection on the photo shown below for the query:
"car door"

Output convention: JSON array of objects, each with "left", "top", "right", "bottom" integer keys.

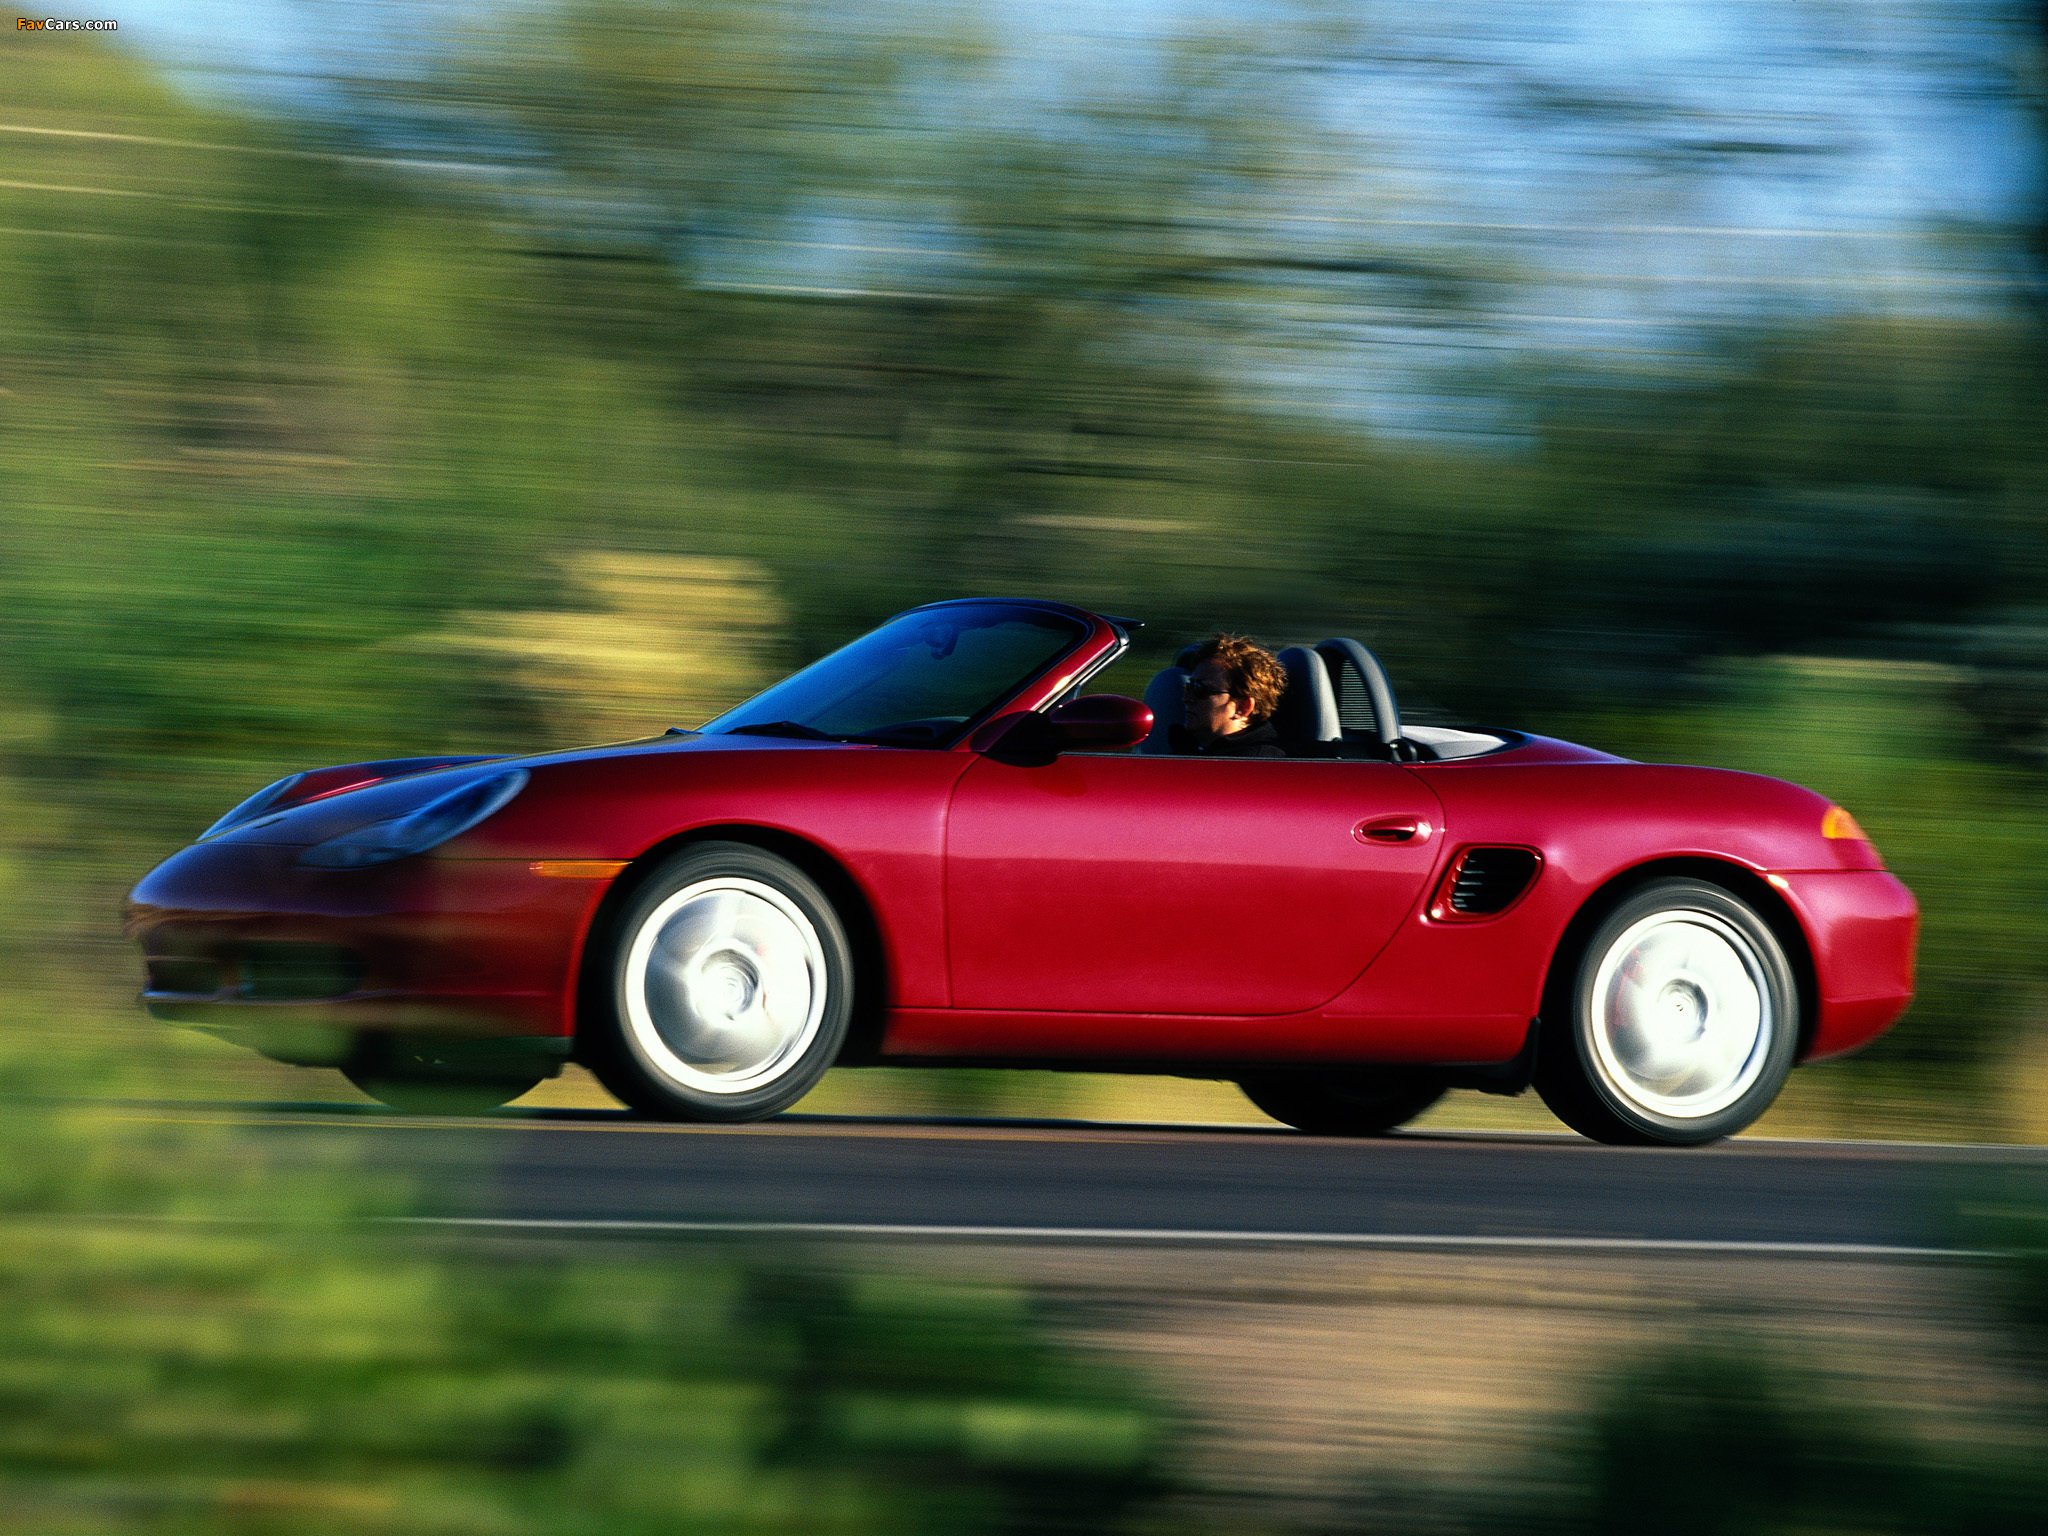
[{"left": 944, "top": 752, "right": 1445, "bottom": 1017}]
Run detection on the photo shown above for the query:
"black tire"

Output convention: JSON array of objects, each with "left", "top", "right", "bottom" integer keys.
[
  {"left": 582, "top": 842, "right": 854, "bottom": 1122},
  {"left": 342, "top": 1038, "right": 543, "bottom": 1114},
  {"left": 1237, "top": 1069, "right": 1447, "bottom": 1136},
  {"left": 1536, "top": 878, "right": 1799, "bottom": 1146}
]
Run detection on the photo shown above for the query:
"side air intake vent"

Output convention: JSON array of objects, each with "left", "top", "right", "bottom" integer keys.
[{"left": 1433, "top": 847, "right": 1541, "bottom": 921}]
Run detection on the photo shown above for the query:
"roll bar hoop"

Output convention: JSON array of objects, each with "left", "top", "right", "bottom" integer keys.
[{"left": 1315, "top": 638, "right": 1414, "bottom": 762}]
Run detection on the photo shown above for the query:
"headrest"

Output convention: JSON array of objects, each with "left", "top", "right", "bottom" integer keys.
[
  {"left": 1136, "top": 667, "right": 1187, "bottom": 755},
  {"left": 1273, "top": 646, "right": 1340, "bottom": 749}
]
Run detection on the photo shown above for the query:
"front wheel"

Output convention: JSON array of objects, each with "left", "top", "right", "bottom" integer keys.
[
  {"left": 1237, "top": 1070, "right": 1446, "bottom": 1136},
  {"left": 582, "top": 842, "right": 854, "bottom": 1122},
  {"left": 1536, "top": 878, "right": 1799, "bottom": 1146}
]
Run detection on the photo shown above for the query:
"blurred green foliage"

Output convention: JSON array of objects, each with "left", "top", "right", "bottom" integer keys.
[
  {"left": 1548, "top": 1347, "right": 1939, "bottom": 1536},
  {"left": 1275, "top": 1181, "right": 2048, "bottom": 1536},
  {"left": 1489, "top": 1336, "right": 2048, "bottom": 1536},
  {"left": 0, "top": 1060, "right": 1164, "bottom": 1533},
  {"left": 0, "top": 1212, "right": 1166, "bottom": 1534},
  {"left": 1486, "top": 1180, "right": 2048, "bottom": 1536}
]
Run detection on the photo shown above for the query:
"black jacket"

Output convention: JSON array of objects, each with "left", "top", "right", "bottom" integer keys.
[{"left": 1168, "top": 719, "right": 1287, "bottom": 758}]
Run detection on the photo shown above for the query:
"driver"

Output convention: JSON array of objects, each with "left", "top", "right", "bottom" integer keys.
[{"left": 1172, "top": 633, "right": 1287, "bottom": 757}]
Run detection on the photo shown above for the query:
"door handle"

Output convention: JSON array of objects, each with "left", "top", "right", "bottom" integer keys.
[{"left": 1354, "top": 815, "right": 1432, "bottom": 845}]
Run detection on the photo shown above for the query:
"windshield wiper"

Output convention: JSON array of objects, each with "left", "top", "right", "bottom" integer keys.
[
  {"left": 726, "top": 720, "right": 837, "bottom": 740},
  {"left": 727, "top": 719, "right": 956, "bottom": 746},
  {"left": 843, "top": 723, "right": 946, "bottom": 746}
]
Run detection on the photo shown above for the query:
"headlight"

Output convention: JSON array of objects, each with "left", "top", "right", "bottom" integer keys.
[
  {"left": 199, "top": 773, "right": 307, "bottom": 841},
  {"left": 295, "top": 770, "right": 530, "bottom": 869}
]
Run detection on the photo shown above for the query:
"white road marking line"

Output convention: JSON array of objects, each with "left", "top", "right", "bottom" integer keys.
[
  {"left": 382, "top": 1217, "right": 1976, "bottom": 1257},
  {"left": 37, "top": 1101, "right": 2048, "bottom": 1158}
]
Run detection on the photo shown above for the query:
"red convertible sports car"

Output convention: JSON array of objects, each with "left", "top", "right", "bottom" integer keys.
[{"left": 127, "top": 598, "right": 1916, "bottom": 1144}]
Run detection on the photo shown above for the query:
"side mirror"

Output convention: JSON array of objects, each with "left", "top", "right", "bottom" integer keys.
[
  {"left": 978, "top": 695, "right": 1153, "bottom": 758},
  {"left": 1044, "top": 694, "right": 1153, "bottom": 750}
]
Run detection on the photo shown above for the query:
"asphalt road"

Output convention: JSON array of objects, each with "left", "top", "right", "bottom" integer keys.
[{"left": 142, "top": 1105, "right": 2047, "bottom": 1254}]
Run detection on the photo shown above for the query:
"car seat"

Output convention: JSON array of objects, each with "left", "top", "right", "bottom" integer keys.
[
  {"left": 1135, "top": 663, "right": 1189, "bottom": 755},
  {"left": 1272, "top": 647, "right": 1341, "bottom": 756}
]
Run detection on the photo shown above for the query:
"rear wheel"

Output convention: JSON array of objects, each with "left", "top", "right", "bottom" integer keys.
[
  {"left": 342, "top": 1039, "right": 543, "bottom": 1114},
  {"left": 583, "top": 842, "right": 854, "bottom": 1122},
  {"left": 1536, "top": 878, "right": 1798, "bottom": 1146},
  {"left": 1237, "top": 1070, "right": 1446, "bottom": 1136}
]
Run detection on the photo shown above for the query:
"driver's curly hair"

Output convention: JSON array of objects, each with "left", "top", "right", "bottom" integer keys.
[{"left": 1186, "top": 633, "right": 1288, "bottom": 724}]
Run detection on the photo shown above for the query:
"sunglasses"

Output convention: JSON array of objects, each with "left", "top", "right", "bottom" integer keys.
[{"left": 1183, "top": 678, "right": 1235, "bottom": 700}]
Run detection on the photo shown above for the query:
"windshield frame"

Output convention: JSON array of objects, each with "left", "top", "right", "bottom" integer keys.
[{"left": 698, "top": 599, "right": 1127, "bottom": 750}]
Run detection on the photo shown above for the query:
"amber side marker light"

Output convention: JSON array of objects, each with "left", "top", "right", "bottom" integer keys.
[
  {"left": 1821, "top": 805, "right": 1868, "bottom": 842},
  {"left": 531, "top": 860, "right": 628, "bottom": 879},
  {"left": 1820, "top": 804, "right": 1885, "bottom": 865}
]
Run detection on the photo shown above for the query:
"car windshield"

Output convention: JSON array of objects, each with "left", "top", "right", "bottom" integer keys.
[{"left": 699, "top": 603, "right": 1092, "bottom": 746}]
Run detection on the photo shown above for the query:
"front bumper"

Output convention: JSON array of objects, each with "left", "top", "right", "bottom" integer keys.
[{"left": 126, "top": 838, "right": 614, "bottom": 1063}]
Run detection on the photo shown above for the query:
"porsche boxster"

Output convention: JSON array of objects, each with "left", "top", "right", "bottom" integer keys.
[{"left": 126, "top": 598, "right": 1916, "bottom": 1144}]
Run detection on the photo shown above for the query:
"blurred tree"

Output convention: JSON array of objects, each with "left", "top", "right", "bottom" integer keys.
[
  {"left": 1934, "top": 2, "right": 2048, "bottom": 761},
  {"left": 329, "top": 0, "right": 1481, "bottom": 632},
  {"left": 1342, "top": 315, "right": 2036, "bottom": 726},
  {"left": 2018, "top": 0, "right": 2048, "bottom": 310}
]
